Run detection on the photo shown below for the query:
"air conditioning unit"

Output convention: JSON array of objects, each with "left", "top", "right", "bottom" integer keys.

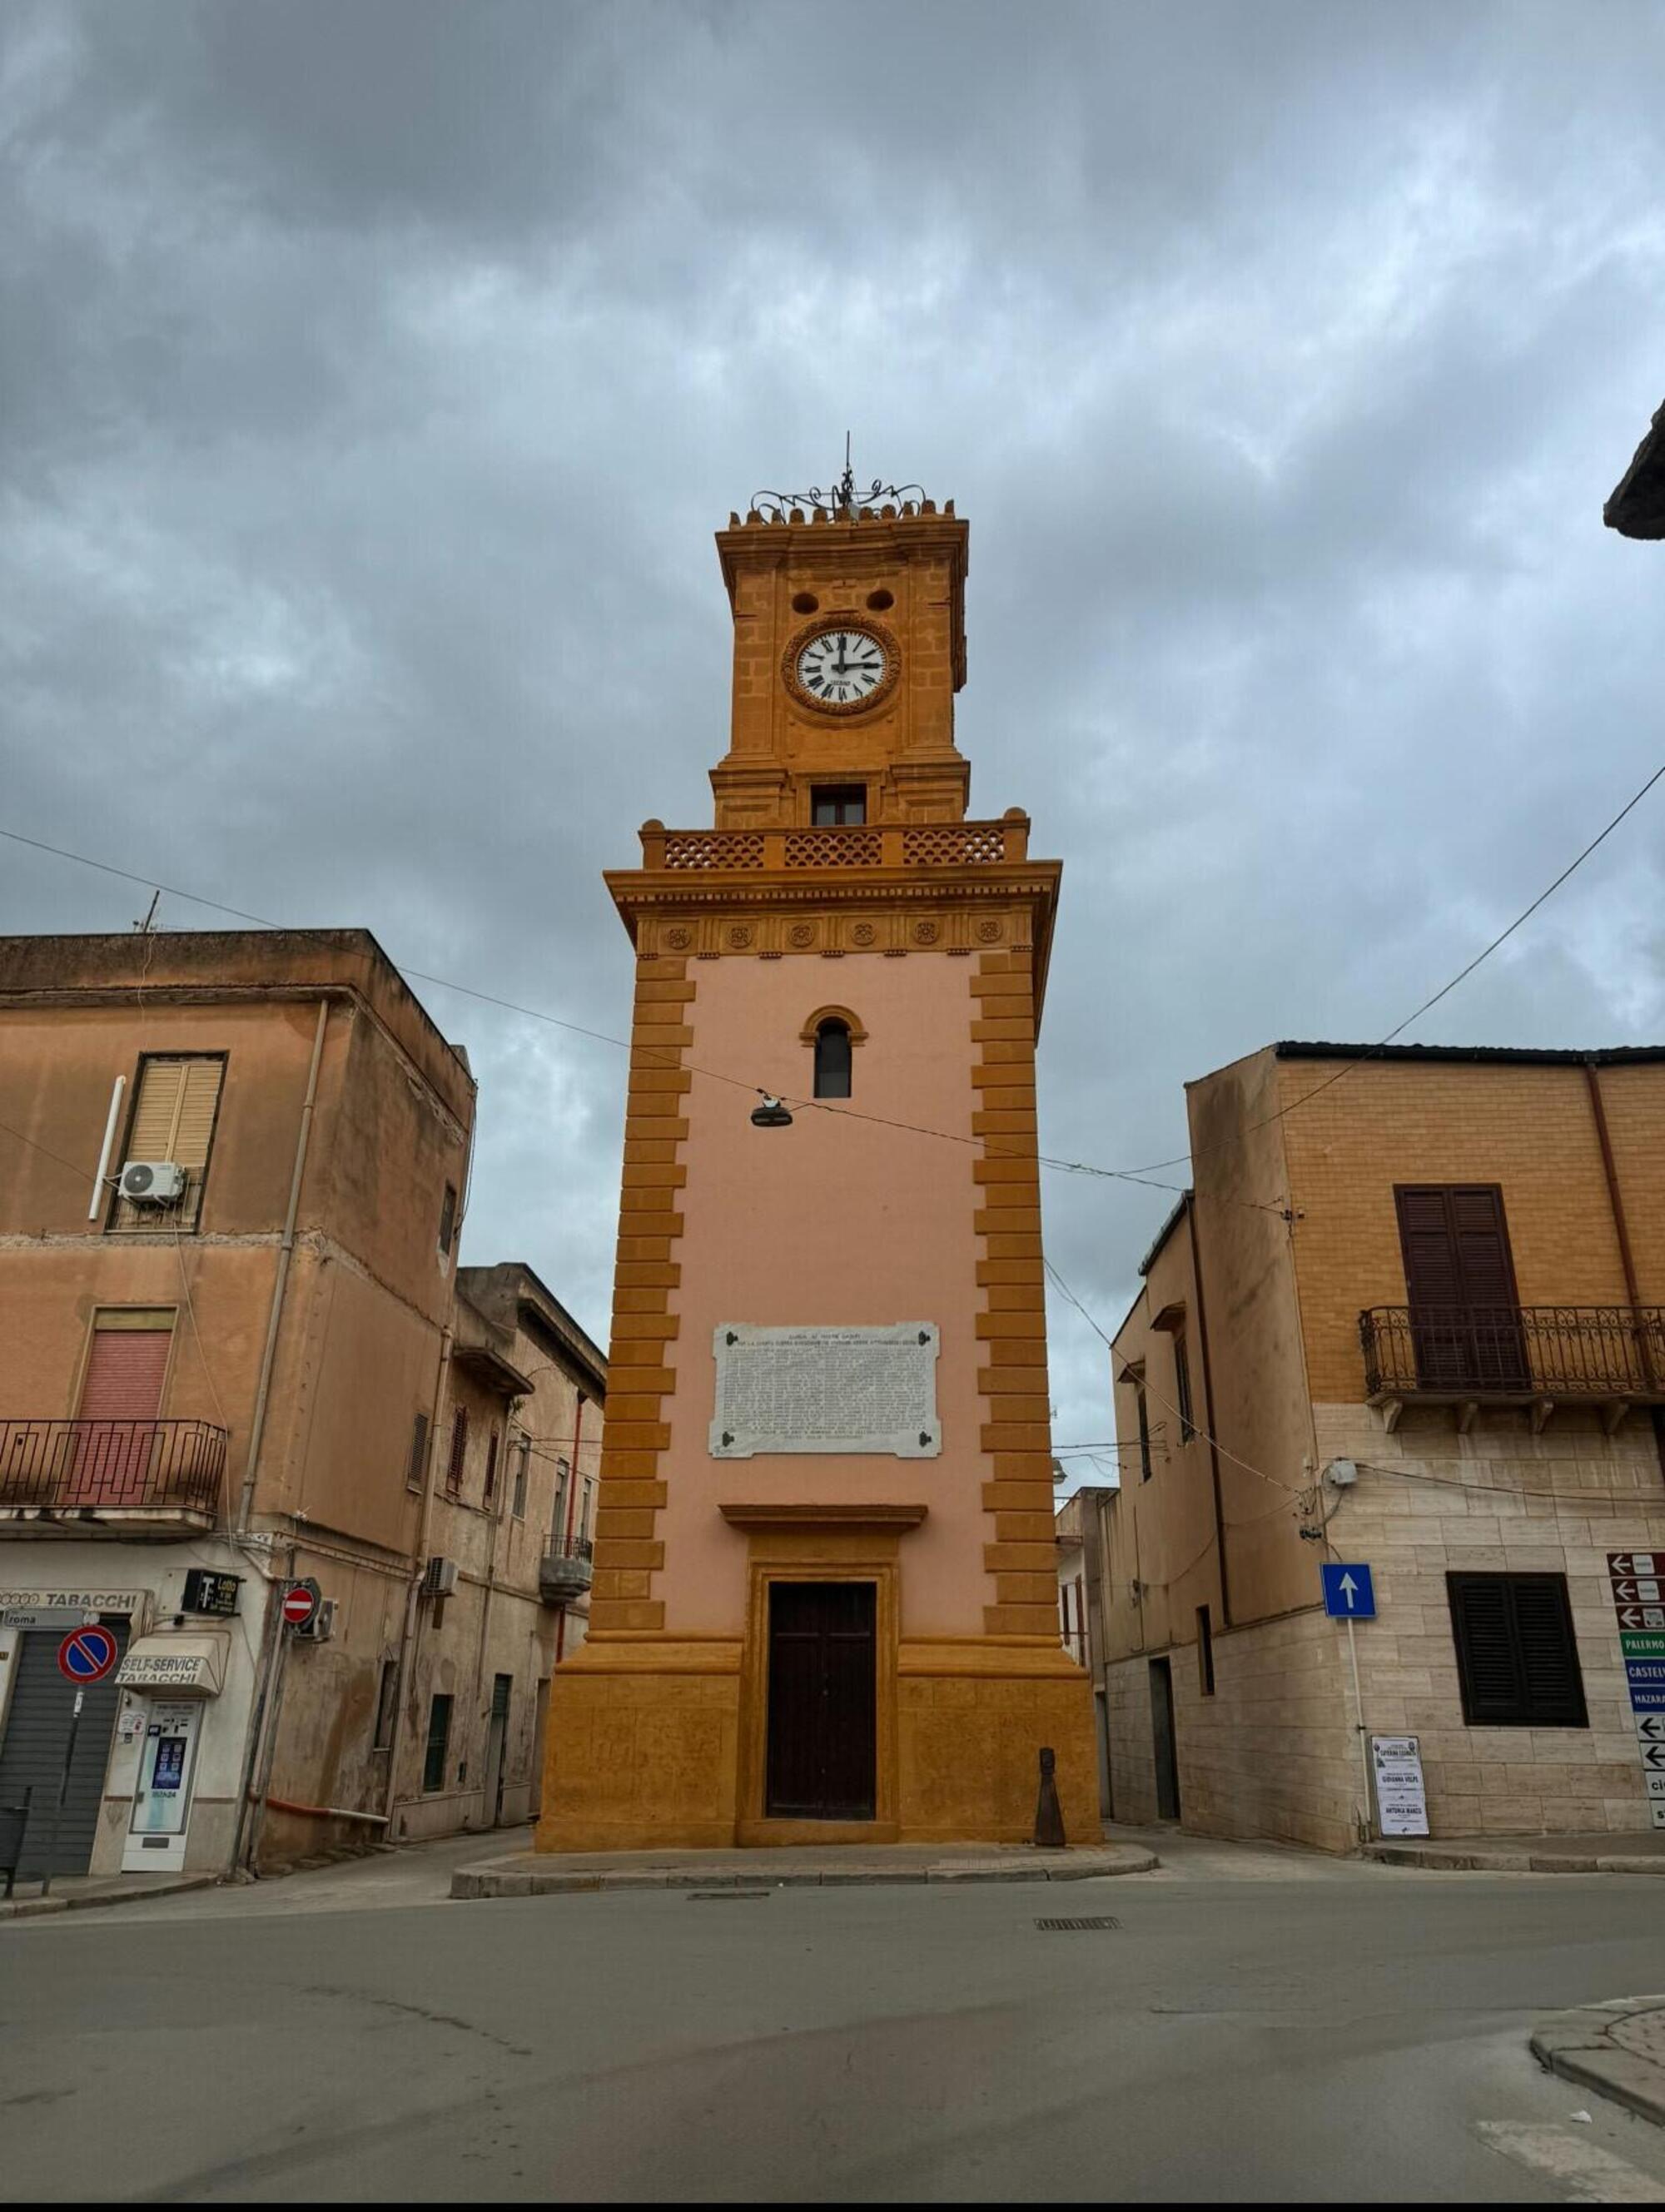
[
  {"left": 120, "top": 1161, "right": 188, "bottom": 1206},
  {"left": 421, "top": 1557, "right": 458, "bottom": 1598},
  {"left": 292, "top": 1598, "right": 336, "bottom": 1643}
]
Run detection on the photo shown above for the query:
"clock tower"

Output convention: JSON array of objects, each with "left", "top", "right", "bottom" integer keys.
[{"left": 538, "top": 475, "right": 1096, "bottom": 1851}]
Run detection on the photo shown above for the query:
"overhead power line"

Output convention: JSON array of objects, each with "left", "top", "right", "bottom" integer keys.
[{"left": 2, "top": 752, "right": 1659, "bottom": 1205}]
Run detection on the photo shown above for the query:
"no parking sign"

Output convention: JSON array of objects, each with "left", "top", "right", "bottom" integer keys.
[{"left": 57, "top": 1624, "right": 118, "bottom": 1684}]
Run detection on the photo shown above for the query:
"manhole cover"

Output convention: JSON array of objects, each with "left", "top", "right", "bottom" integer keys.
[
  {"left": 689, "top": 1890, "right": 772, "bottom": 1901},
  {"left": 1035, "top": 1916, "right": 1120, "bottom": 1931}
]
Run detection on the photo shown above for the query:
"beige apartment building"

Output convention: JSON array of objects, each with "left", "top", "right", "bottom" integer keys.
[
  {"left": 1088, "top": 1041, "right": 1665, "bottom": 1852},
  {"left": 0, "top": 930, "right": 604, "bottom": 1881}
]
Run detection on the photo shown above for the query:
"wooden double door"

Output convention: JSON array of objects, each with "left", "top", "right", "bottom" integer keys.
[{"left": 764, "top": 1582, "right": 877, "bottom": 1821}]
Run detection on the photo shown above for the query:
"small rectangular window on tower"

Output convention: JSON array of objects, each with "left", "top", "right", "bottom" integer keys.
[
  {"left": 406, "top": 1409, "right": 430, "bottom": 1493},
  {"left": 810, "top": 785, "right": 867, "bottom": 826},
  {"left": 438, "top": 1182, "right": 458, "bottom": 1257},
  {"left": 1197, "top": 1605, "right": 1215, "bottom": 1697}
]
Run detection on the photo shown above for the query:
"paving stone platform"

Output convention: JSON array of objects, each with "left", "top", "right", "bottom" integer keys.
[
  {"left": 451, "top": 1841, "right": 1158, "bottom": 1897},
  {"left": 1533, "top": 1997, "right": 1665, "bottom": 2125}
]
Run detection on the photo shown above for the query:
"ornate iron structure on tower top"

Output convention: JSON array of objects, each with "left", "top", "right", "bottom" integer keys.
[{"left": 750, "top": 435, "right": 927, "bottom": 523}]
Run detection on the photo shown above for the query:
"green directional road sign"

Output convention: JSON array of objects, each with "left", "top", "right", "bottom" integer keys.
[{"left": 1623, "top": 1632, "right": 1665, "bottom": 1658}]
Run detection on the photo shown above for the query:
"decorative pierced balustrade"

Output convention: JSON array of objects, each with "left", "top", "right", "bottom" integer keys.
[{"left": 643, "top": 816, "right": 1028, "bottom": 872}]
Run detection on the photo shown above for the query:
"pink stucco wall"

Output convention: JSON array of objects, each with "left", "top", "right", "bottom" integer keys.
[{"left": 659, "top": 952, "right": 997, "bottom": 1635}]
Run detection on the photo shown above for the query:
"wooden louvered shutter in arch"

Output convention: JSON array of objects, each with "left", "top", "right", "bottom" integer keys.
[{"left": 67, "top": 1322, "right": 172, "bottom": 1505}]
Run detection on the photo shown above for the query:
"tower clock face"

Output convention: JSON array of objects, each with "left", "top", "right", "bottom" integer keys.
[{"left": 796, "top": 628, "right": 887, "bottom": 708}]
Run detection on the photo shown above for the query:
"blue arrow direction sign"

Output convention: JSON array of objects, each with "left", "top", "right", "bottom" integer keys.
[
  {"left": 1322, "top": 1563, "right": 1375, "bottom": 1618},
  {"left": 1627, "top": 1659, "right": 1665, "bottom": 1688},
  {"left": 1629, "top": 1687, "right": 1665, "bottom": 1712}
]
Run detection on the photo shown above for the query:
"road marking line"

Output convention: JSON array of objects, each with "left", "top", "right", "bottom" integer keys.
[{"left": 1476, "top": 2123, "right": 1665, "bottom": 2202}]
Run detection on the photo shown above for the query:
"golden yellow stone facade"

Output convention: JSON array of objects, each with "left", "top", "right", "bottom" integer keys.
[{"left": 538, "top": 495, "right": 1095, "bottom": 1852}]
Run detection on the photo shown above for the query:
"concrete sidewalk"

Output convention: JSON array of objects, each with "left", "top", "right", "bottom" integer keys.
[
  {"left": 1369, "top": 1830, "right": 1665, "bottom": 1874},
  {"left": 452, "top": 1840, "right": 1158, "bottom": 1897},
  {"left": 1, "top": 1868, "right": 221, "bottom": 1922},
  {"left": 1533, "top": 1997, "right": 1665, "bottom": 2125}
]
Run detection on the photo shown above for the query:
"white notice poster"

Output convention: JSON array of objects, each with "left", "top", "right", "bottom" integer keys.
[
  {"left": 1370, "top": 1734, "right": 1429, "bottom": 1837},
  {"left": 709, "top": 1324, "right": 941, "bottom": 1459}
]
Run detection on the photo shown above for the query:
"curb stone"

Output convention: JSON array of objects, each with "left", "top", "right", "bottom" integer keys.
[
  {"left": 1368, "top": 1843, "right": 1665, "bottom": 1875},
  {"left": 1532, "top": 1998, "right": 1665, "bottom": 2126},
  {"left": 450, "top": 1846, "right": 1159, "bottom": 1899}
]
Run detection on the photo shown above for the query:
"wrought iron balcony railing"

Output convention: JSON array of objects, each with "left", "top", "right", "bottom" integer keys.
[
  {"left": 0, "top": 1419, "right": 227, "bottom": 1514},
  {"left": 1359, "top": 1306, "right": 1665, "bottom": 1404}
]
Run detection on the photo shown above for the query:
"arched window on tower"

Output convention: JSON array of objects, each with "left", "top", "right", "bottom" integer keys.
[{"left": 813, "top": 1018, "right": 852, "bottom": 1100}]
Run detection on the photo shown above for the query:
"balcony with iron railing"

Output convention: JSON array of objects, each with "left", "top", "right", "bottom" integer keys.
[
  {"left": 1359, "top": 1305, "right": 1665, "bottom": 1432},
  {"left": 539, "top": 1533, "right": 594, "bottom": 1605},
  {"left": 638, "top": 815, "right": 1029, "bottom": 873},
  {"left": 0, "top": 1419, "right": 228, "bottom": 1533}
]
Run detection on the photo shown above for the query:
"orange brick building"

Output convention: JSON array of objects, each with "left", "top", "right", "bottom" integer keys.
[
  {"left": 537, "top": 485, "right": 1096, "bottom": 1850},
  {"left": 1089, "top": 1041, "right": 1665, "bottom": 1852}
]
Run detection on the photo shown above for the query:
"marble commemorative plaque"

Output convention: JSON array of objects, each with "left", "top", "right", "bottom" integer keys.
[{"left": 709, "top": 1323, "right": 941, "bottom": 1459}]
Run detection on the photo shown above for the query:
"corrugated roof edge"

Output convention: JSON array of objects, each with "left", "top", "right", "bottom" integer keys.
[
  {"left": 1136, "top": 1190, "right": 1192, "bottom": 1280},
  {"left": 1274, "top": 1041, "right": 1665, "bottom": 1066}
]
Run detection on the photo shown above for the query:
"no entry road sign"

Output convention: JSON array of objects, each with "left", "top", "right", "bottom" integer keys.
[
  {"left": 57, "top": 1624, "right": 117, "bottom": 1684},
  {"left": 281, "top": 1581, "right": 320, "bottom": 1631}
]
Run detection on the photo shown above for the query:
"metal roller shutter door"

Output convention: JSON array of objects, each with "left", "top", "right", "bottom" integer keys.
[{"left": 0, "top": 1621, "right": 130, "bottom": 1877}]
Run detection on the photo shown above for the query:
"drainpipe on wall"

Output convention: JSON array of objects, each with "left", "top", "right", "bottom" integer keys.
[
  {"left": 1583, "top": 1057, "right": 1664, "bottom": 1479},
  {"left": 238, "top": 997, "right": 330, "bottom": 1533},
  {"left": 1184, "top": 1192, "right": 1232, "bottom": 1630}
]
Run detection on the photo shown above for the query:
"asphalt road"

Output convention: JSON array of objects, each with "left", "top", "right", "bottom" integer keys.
[{"left": 7, "top": 1835, "right": 1665, "bottom": 2203}]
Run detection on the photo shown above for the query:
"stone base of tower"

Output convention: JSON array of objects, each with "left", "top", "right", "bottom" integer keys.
[{"left": 534, "top": 1635, "right": 1098, "bottom": 1854}]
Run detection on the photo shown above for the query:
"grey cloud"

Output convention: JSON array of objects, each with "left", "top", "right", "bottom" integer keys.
[{"left": 3, "top": 0, "right": 1663, "bottom": 1461}]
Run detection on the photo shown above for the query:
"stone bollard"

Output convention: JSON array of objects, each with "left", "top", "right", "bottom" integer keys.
[{"left": 1033, "top": 1746, "right": 1066, "bottom": 1850}]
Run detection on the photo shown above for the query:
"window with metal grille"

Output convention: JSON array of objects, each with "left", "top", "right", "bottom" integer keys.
[
  {"left": 438, "top": 1183, "right": 458, "bottom": 1257},
  {"left": 810, "top": 785, "right": 866, "bottom": 825},
  {"left": 107, "top": 1055, "right": 226, "bottom": 1233},
  {"left": 423, "top": 1694, "right": 453, "bottom": 1792},
  {"left": 511, "top": 1437, "right": 529, "bottom": 1519},
  {"left": 445, "top": 1406, "right": 469, "bottom": 1494},
  {"left": 1173, "top": 1335, "right": 1195, "bottom": 1444},
  {"left": 1447, "top": 1572, "right": 1587, "bottom": 1728},
  {"left": 406, "top": 1410, "right": 429, "bottom": 1493},
  {"left": 483, "top": 1429, "right": 500, "bottom": 1506},
  {"left": 813, "top": 1020, "right": 852, "bottom": 1100},
  {"left": 373, "top": 1659, "right": 398, "bottom": 1751}
]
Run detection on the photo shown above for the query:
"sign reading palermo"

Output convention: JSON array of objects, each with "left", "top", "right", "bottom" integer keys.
[{"left": 1609, "top": 1554, "right": 1665, "bottom": 1828}]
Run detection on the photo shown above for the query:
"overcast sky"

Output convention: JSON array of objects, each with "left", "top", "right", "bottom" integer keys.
[{"left": 4, "top": 1, "right": 1663, "bottom": 1479}]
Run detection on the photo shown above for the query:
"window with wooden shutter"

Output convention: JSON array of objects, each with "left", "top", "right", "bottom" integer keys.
[
  {"left": 1174, "top": 1335, "right": 1195, "bottom": 1444},
  {"left": 483, "top": 1429, "right": 500, "bottom": 1506},
  {"left": 1395, "top": 1185, "right": 1528, "bottom": 1390},
  {"left": 108, "top": 1055, "right": 226, "bottom": 1233},
  {"left": 445, "top": 1406, "right": 469, "bottom": 1494},
  {"left": 1447, "top": 1572, "right": 1587, "bottom": 1727},
  {"left": 406, "top": 1410, "right": 430, "bottom": 1493}
]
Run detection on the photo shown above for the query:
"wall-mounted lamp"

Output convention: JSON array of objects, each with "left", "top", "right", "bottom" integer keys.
[{"left": 750, "top": 1094, "right": 794, "bottom": 1129}]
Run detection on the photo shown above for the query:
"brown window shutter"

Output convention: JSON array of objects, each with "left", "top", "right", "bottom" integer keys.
[
  {"left": 1396, "top": 1185, "right": 1527, "bottom": 1390},
  {"left": 407, "top": 1410, "right": 430, "bottom": 1491},
  {"left": 128, "top": 1060, "right": 188, "bottom": 1160},
  {"left": 483, "top": 1429, "right": 500, "bottom": 1504},
  {"left": 446, "top": 1406, "right": 469, "bottom": 1492},
  {"left": 1447, "top": 1572, "right": 1587, "bottom": 1727}
]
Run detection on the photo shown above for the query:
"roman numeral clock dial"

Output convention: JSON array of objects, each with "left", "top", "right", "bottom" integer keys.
[{"left": 796, "top": 629, "right": 888, "bottom": 707}]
